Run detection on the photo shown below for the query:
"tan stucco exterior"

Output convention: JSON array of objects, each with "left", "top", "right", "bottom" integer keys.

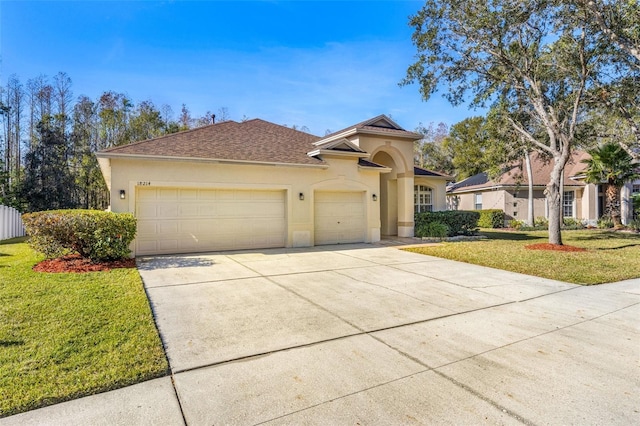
[{"left": 97, "top": 116, "right": 452, "bottom": 255}]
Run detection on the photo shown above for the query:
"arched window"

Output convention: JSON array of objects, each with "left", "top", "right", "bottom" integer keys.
[{"left": 414, "top": 185, "right": 433, "bottom": 213}]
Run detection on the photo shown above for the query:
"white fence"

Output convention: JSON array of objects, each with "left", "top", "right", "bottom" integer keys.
[{"left": 0, "top": 205, "right": 26, "bottom": 241}]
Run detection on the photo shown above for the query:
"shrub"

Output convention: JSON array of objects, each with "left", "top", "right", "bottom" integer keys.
[
  {"left": 509, "top": 219, "right": 525, "bottom": 229},
  {"left": 534, "top": 216, "right": 549, "bottom": 229},
  {"left": 475, "top": 209, "right": 504, "bottom": 228},
  {"left": 597, "top": 216, "right": 614, "bottom": 229},
  {"left": 22, "top": 210, "right": 137, "bottom": 261},
  {"left": 415, "top": 211, "right": 479, "bottom": 237},
  {"left": 628, "top": 218, "right": 640, "bottom": 232},
  {"left": 562, "top": 217, "right": 585, "bottom": 230},
  {"left": 416, "top": 221, "right": 450, "bottom": 238}
]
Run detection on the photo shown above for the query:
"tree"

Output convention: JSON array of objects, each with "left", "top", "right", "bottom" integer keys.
[
  {"left": 414, "top": 121, "right": 452, "bottom": 174},
  {"left": 21, "top": 118, "right": 75, "bottom": 212},
  {"left": 573, "top": 0, "right": 640, "bottom": 160},
  {"left": 442, "top": 116, "right": 507, "bottom": 180},
  {"left": 128, "top": 100, "right": 165, "bottom": 142},
  {"left": 582, "top": 143, "right": 639, "bottom": 228},
  {"left": 403, "top": 1, "right": 596, "bottom": 245}
]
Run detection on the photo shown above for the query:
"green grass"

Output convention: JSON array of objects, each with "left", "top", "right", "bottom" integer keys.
[
  {"left": 0, "top": 238, "right": 168, "bottom": 417},
  {"left": 405, "top": 229, "right": 640, "bottom": 285}
]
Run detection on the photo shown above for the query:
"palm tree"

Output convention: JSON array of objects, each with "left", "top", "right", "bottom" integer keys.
[{"left": 582, "top": 143, "right": 639, "bottom": 228}]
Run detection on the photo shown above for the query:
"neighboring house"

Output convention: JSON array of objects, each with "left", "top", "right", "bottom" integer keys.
[
  {"left": 96, "top": 115, "right": 451, "bottom": 255},
  {"left": 447, "top": 151, "right": 639, "bottom": 226}
]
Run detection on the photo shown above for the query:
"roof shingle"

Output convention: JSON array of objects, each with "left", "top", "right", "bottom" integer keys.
[{"left": 99, "top": 119, "right": 325, "bottom": 166}]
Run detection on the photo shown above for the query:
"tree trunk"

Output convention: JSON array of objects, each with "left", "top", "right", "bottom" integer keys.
[
  {"left": 605, "top": 183, "right": 622, "bottom": 228},
  {"left": 525, "top": 150, "right": 534, "bottom": 227},
  {"left": 546, "top": 158, "right": 564, "bottom": 245}
]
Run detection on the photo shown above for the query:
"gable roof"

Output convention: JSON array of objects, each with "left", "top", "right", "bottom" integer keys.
[
  {"left": 97, "top": 119, "right": 325, "bottom": 166},
  {"left": 315, "top": 115, "right": 423, "bottom": 145},
  {"left": 414, "top": 166, "right": 453, "bottom": 179},
  {"left": 448, "top": 151, "right": 591, "bottom": 194}
]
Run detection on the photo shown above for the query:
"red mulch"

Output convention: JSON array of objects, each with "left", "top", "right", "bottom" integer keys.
[
  {"left": 33, "top": 254, "right": 136, "bottom": 273},
  {"left": 524, "top": 243, "right": 587, "bottom": 252}
]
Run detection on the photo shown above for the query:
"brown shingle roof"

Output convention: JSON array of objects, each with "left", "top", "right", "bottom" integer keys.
[
  {"left": 99, "top": 119, "right": 325, "bottom": 166},
  {"left": 448, "top": 151, "right": 590, "bottom": 193},
  {"left": 320, "top": 114, "right": 423, "bottom": 142}
]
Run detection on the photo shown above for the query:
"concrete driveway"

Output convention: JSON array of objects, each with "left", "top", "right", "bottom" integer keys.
[{"left": 4, "top": 243, "right": 639, "bottom": 425}]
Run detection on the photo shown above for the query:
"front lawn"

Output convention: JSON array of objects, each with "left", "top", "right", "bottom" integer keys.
[
  {"left": 0, "top": 238, "right": 168, "bottom": 417},
  {"left": 405, "top": 229, "right": 640, "bottom": 285}
]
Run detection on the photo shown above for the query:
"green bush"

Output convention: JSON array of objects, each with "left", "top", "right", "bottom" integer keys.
[
  {"left": 415, "top": 211, "right": 479, "bottom": 237},
  {"left": 474, "top": 209, "right": 504, "bottom": 228},
  {"left": 534, "top": 216, "right": 549, "bottom": 229},
  {"left": 416, "top": 221, "right": 450, "bottom": 238},
  {"left": 510, "top": 219, "right": 525, "bottom": 229},
  {"left": 632, "top": 194, "right": 640, "bottom": 220},
  {"left": 628, "top": 218, "right": 640, "bottom": 232},
  {"left": 597, "top": 216, "right": 614, "bottom": 229},
  {"left": 562, "top": 217, "right": 585, "bottom": 230},
  {"left": 22, "top": 210, "right": 137, "bottom": 261}
]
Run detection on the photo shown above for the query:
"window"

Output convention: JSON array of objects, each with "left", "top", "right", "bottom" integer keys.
[
  {"left": 633, "top": 184, "right": 640, "bottom": 195},
  {"left": 563, "top": 191, "right": 574, "bottom": 217},
  {"left": 414, "top": 185, "right": 433, "bottom": 213},
  {"left": 474, "top": 193, "right": 482, "bottom": 210}
]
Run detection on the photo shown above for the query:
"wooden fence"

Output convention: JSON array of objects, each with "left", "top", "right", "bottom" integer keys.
[{"left": 0, "top": 205, "right": 26, "bottom": 241}]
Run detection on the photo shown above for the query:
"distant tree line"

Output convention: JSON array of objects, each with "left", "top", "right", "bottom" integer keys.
[{"left": 0, "top": 72, "right": 231, "bottom": 212}]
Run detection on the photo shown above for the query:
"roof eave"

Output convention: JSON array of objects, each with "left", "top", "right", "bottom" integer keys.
[
  {"left": 306, "top": 149, "right": 370, "bottom": 159},
  {"left": 95, "top": 152, "right": 329, "bottom": 169}
]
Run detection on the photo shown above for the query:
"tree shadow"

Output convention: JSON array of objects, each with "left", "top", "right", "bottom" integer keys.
[
  {"left": 136, "top": 256, "right": 216, "bottom": 271},
  {"left": 479, "top": 231, "right": 541, "bottom": 241},
  {"left": 0, "top": 340, "right": 24, "bottom": 347},
  {"left": 595, "top": 243, "right": 640, "bottom": 250},
  {"left": 571, "top": 232, "right": 640, "bottom": 242}
]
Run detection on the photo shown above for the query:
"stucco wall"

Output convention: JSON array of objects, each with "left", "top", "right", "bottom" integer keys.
[{"left": 106, "top": 155, "right": 383, "bottom": 251}]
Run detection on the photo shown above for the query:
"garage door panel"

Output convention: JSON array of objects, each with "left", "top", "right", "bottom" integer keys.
[
  {"left": 136, "top": 187, "right": 286, "bottom": 255},
  {"left": 158, "top": 188, "right": 179, "bottom": 200},
  {"left": 314, "top": 191, "right": 366, "bottom": 245}
]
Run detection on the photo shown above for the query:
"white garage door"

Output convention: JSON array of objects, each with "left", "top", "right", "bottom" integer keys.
[
  {"left": 314, "top": 191, "right": 366, "bottom": 245},
  {"left": 136, "top": 187, "right": 286, "bottom": 255}
]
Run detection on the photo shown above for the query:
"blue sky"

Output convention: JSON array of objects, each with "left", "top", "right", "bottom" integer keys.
[{"left": 0, "top": 0, "right": 480, "bottom": 136}]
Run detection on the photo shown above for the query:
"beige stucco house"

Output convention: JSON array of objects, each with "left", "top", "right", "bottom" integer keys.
[
  {"left": 447, "top": 151, "right": 639, "bottom": 226},
  {"left": 96, "top": 115, "right": 451, "bottom": 255}
]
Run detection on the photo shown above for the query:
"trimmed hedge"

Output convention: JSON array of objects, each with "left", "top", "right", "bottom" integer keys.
[
  {"left": 415, "top": 211, "right": 480, "bottom": 237},
  {"left": 474, "top": 209, "right": 504, "bottom": 228},
  {"left": 22, "top": 210, "right": 136, "bottom": 261}
]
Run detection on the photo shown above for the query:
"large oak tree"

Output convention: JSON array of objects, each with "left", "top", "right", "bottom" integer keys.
[{"left": 403, "top": 0, "right": 597, "bottom": 244}]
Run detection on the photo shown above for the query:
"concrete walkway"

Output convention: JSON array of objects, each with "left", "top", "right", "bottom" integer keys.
[{"left": 3, "top": 243, "right": 639, "bottom": 425}]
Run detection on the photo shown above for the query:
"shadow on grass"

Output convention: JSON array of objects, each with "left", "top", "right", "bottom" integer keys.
[
  {"left": 571, "top": 231, "right": 640, "bottom": 241},
  {"left": 0, "top": 340, "right": 24, "bottom": 347},
  {"left": 595, "top": 243, "right": 640, "bottom": 250},
  {"left": 479, "top": 231, "right": 542, "bottom": 241}
]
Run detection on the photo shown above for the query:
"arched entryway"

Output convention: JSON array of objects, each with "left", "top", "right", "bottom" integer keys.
[
  {"left": 371, "top": 147, "right": 414, "bottom": 237},
  {"left": 372, "top": 151, "right": 398, "bottom": 236}
]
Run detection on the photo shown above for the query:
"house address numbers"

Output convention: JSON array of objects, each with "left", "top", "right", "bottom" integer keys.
[{"left": 137, "top": 181, "right": 152, "bottom": 186}]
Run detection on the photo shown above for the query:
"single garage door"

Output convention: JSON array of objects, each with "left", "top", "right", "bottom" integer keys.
[
  {"left": 314, "top": 191, "right": 366, "bottom": 245},
  {"left": 136, "top": 187, "right": 286, "bottom": 255}
]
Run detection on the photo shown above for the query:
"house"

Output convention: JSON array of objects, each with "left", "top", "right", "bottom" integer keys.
[
  {"left": 96, "top": 115, "right": 451, "bottom": 255},
  {"left": 447, "top": 151, "right": 639, "bottom": 226}
]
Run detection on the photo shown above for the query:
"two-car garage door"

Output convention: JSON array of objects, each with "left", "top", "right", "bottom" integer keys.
[{"left": 136, "top": 187, "right": 286, "bottom": 255}]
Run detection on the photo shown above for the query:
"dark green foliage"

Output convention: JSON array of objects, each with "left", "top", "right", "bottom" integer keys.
[
  {"left": 22, "top": 210, "right": 136, "bottom": 261},
  {"left": 474, "top": 209, "right": 504, "bottom": 228},
  {"left": 21, "top": 119, "right": 76, "bottom": 212},
  {"left": 415, "top": 221, "right": 450, "bottom": 238},
  {"left": 415, "top": 210, "right": 479, "bottom": 237}
]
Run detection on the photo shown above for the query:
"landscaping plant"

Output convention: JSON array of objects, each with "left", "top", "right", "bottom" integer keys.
[{"left": 22, "top": 210, "right": 136, "bottom": 261}]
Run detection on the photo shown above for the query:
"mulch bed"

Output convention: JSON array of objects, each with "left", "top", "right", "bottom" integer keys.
[
  {"left": 33, "top": 254, "right": 136, "bottom": 273},
  {"left": 524, "top": 243, "right": 587, "bottom": 252}
]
